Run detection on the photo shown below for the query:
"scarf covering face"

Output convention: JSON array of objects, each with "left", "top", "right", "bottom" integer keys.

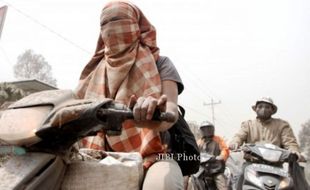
[{"left": 75, "top": 1, "right": 164, "bottom": 166}]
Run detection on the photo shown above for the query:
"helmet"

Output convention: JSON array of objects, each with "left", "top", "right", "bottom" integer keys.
[
  {"left": 252, "top": 97, "right": 277, "bottom": 114},
  {"left": 199, "top": 120, "right": 214, "bottom": 129}
]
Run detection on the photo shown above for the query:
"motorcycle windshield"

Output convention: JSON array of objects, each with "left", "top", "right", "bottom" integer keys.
[{"left": 258, "top": 147, "right": 282, "bottom": 162}]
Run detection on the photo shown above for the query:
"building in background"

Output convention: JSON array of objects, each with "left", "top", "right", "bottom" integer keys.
[
  {"left": 8, "top": 79, "right": 57, "bottom": 94},
  {"left": 0, "top": 79, "right": 57, "bottom": 111}
]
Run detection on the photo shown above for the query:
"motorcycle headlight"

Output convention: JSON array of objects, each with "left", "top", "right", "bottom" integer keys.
[
  {"left": 258, "top": 147, "right": 282, "bottom": 162},
  {"left": 279, "top": 178, "right": 291, "bottom": 189},
  {"left": 246, "top": 168, "right": 263, "bottom": 187}
]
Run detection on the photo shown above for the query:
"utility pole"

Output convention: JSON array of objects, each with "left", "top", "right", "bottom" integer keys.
[
  {"left": 203, "top": 98, "right": 221, "bottom": 125},
  {"left": 0, "top": 5, "right": 8, "bottom": 40}
]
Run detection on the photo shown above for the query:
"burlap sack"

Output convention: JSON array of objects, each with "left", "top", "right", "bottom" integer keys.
[{"left": 61, "top": 151, "right": 143, "bottom": 190}]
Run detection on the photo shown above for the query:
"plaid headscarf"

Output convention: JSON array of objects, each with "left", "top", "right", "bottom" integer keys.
[{"left": 76, "top": 1, "right": 164, "bottom": 167}]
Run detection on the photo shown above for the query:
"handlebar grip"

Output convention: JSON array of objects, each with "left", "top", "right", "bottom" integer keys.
[
  {"left": 97, "top": 107, "right": 176, "bottom": 122},
  {"left": 289, "top": 153, "right": 299, "bottom": 162},
  {"left": 96, "top": 103, "right": 177, "bottom": 136},
  {"left": 135, "top": 109, "right": 176, "bottom": 122},
  {"left": 111, "top": 102, "right": 176, "bottom": 122},
  {"left": 156, "top": 111, "right": 176, "bottom": 122}
]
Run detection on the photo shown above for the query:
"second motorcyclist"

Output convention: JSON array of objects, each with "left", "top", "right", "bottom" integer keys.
[
  {"left": 228, "top": 97, "right": 308, "bottom": 189},
  {"left": 229, "top": 97, "right": 300, "bottom": 156},
  {"left": 196, "top": 121, "right": 230, "bottom": 190}
]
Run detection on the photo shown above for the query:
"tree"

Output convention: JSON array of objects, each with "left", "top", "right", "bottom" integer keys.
[
  {"left": 299, "top": 120, "right": 310, "bottom": 159},
  {"left": 298, "top": 120, "right": 310, "bottom": 183},
  {"left": 13, "top": 49, "right": 57, "bottom": 87}
]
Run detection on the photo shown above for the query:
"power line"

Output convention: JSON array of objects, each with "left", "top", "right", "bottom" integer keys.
[
  {"left": 179, "top": 64, "right": 238, "bottom": 126},
  {"left": 4, "top": 1, "right": 92, "bottom": 55},
  {"left": 182, "top": 105, "right": 212, "bottom": 120},
  {"left": 173, "top": 58, "right": 239, "bottom": 133}
]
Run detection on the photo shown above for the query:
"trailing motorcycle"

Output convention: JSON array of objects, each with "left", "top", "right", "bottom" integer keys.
[
  {"left": 0, "top": 89, "right": 174, "bottom": 190},
  {"left": 190, "top": 152, "right": 226, "bottom": 190},
  {"left": 229, "top": 143, "right": 309, "bottom": 190}
]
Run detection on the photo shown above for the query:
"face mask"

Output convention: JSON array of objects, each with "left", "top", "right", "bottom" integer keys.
[
  {"left": 255, "top": 103, "right": 273, "bottom": 120},
  {"left": 200, "top": 127, "right": 214, "bottom": 137}
]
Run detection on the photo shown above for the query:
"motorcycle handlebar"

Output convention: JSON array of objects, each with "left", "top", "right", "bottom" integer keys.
[
  {"left": 33, "top": 100, "right": 178, "bottom": 150},
  {"left": 97, "top": 106, "right": 176, "bottom": 123}
]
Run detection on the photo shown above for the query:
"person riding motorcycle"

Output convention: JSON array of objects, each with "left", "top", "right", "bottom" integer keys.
[
  {"left": 229, "top": 97, "right": 300, "bottom": 158},
  {"left": 228, "top": 97, "right": 306, "bottom": 189},
  {"left": 75, "top": 1, "right": 184, "bottom": 189},
  {"left": 196, "top": 121, "right": 230, "bottom": 190}
]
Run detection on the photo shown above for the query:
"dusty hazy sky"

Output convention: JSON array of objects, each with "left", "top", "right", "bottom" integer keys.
[{"left": 0, "top": 0, "right": 309, "bottom": 140}]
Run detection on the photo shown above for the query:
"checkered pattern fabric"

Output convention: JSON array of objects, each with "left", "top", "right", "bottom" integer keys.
[{"left": 76, "top": 1, "right": 164, "bottom": 165}]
